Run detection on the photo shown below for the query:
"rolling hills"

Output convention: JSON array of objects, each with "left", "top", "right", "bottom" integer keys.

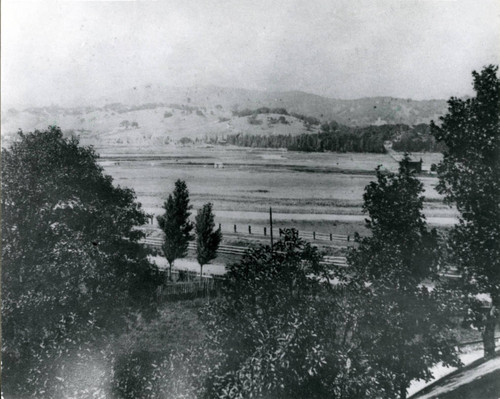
[{"left": 1, "top": 85, "right": 449, "bottom": 151}]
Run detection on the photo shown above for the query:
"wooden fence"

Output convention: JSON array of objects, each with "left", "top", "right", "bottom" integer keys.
[
  {"left": 156, "top": 275, "right": 224, "bottom": 302},
  {"left": 142, "top": 222, "right": 356, "bottom": 244}
]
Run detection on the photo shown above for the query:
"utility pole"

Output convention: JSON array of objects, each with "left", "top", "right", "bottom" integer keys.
[{"left": 269, "top": 207, "right": 274, "bottom": 251}]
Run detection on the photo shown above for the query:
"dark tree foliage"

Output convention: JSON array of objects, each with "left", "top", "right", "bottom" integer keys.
[
  {"left": 224, "top": 130, "right": 386, "bottom": 153},
  {"left": 195, "top": 203, "right": 222, "bottom": 277},
  {"left": 223, "top": 123, "right": 442, "bottom": 153},
  {"left": 232, "top": 107, "right": 290, "bottom": 117},
  {"left": 199, "top": 230, "right": 388, "bottom": 399},
  {"left": 392, "top": 124, "right": 446, "bottom": 152},
  {"left": 1, "top": 127, "right": 159, "bottom": 397},
  {"left": 178, "top": 137, "right": 194, "bottom": 145},
  {"left": 431, "top": 65, "right": 500, "bottom": 358},
  {"left": 345, "top": 156, "right": 460, "bottom": 399},
  {"left": 157, "top": 179, "right": 193, "bottom": 278}
]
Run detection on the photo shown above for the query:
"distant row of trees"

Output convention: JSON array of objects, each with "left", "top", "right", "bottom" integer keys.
[
  {"left": 119, "top": 120, "right": 139, "bottom": 129},
  {"left": 232, "top": 107, "right": 321, "bottom": 128},
  {"left": 224, "top": 130, "right": 387, "bottom": 153},
  {"left": 392, "top": 124, "right": 446, "bottom": 152},
  {"left": 222, "top": 118, "right": 444, "bottom": 153}
]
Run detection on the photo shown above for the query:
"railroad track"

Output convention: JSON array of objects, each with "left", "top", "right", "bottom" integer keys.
[{"left": 142, "top": 237, "right": 348, "bottom": 267}]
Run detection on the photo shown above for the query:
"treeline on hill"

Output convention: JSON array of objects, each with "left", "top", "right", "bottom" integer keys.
[
  {"left": 223, "top": 119, "right": 445, "bottom": 153},
  {"left": 232, "top": 107, "right": 321, "bottom": 129},
  {"left": 392, "top": 124, "right": 446, "bottom": 152}
]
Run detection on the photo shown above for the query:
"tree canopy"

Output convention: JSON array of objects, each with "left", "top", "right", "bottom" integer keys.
[
  {"left": 199, "top": 230, "right": 381, "bottom": 399},
  {"left": 157, "top": 179, "right": 194, "bottom": 277},
  {"left": 195, "top": 203, "right": 222, "bottom": 276},
  {"left": 432, "top": 65, "right": 500, "bottom": 357},
  {"left": 1, "top": 126, "right": 159, "bottom": 396},
  {"left": 345, "top": 156, "right": 460, "bottom": 399}
]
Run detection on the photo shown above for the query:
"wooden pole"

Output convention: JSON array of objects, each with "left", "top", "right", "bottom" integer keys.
[{"left": 270, "top": 207, "right": 274, "bottom": 251}]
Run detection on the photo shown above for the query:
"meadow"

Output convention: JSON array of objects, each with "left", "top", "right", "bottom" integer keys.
[{"left": 99, "top": 146, "right": 455, "bottom": 236}]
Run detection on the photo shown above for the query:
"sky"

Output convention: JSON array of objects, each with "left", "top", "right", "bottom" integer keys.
[{"left": 2, "top": 0, "right": 500, "bottom": 107}]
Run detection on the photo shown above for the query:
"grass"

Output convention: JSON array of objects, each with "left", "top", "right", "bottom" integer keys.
[{"left": 98, "top": 148, "right": 450, "bottom": 240}]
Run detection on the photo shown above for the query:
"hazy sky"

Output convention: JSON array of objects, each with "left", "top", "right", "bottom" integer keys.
[{"left": 2, "top": 0, "right": 499, "bottom": 107}]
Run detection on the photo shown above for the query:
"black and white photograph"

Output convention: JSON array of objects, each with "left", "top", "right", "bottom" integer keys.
[{"left": 1, "top": 1, "right": 499, "bottom": 398}]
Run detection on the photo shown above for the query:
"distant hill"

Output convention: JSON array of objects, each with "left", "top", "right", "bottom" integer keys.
[
  {"left": 1, "top": 85, "right": 449, "bottom": 151},
  {"left": 95, "top": 85, "right": 448, "bottom": 126}
]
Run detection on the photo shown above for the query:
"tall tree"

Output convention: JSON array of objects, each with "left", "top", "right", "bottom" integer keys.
[
  {"left": 195, "top": 203, "right": 222, "bottom": 277},
  {"left": 431, "top": 65, "right": 500, "bottom": 358},
  {"left": 157, "top": 179, "right": 193, "bottom": 280},
  {"left": 1, "top": 127, "right": 159, "bottom": 397},
  {"left": 346, "top": 156, "right": 459, "bottom": 399},
  {"left": 200, "top": 230, "right": 382, "bottom": 399}
]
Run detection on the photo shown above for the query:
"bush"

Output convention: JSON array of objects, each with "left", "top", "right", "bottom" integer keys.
[
  {"left": 178, "top": 137, "right": 193, "bottom": 145},
  {"left": 198, "top": 230, "right": 378, "bottom": 398},
  {"left": 247, "top": 114, "right": 263, "bottom": 125}
]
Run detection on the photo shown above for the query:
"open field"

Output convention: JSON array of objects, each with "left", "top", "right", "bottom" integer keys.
[{"left": 99, "top": 147, "right": 456, "bottom": 236}]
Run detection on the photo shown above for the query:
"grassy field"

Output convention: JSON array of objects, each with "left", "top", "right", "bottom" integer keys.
[{"left": 100, "top": 147, "right": 452, "bottom": 236}]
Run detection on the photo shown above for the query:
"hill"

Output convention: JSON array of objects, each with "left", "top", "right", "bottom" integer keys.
[
  {"left": 95, "top": 85, "right": 449, "bottom": 126},
  {"left": 1, "top": 104, "right": 320, "bottom": 150},
  {"left": 1, "top": 85, "right": 448, "bottom": 151}
]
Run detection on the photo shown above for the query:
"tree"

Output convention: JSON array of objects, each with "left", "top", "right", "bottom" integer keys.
[
  {"left": 1, "top": 127, "right": 159, "bottom": 396},
  {"left": 345, "top": 156, "right": 460, "bottom": 399},
  {"left": 195, "top": 203, "right": 222, "bottom": 277},
  {"left": 431, "top": 65, "right": 500, "bottom": 358},
  {"left": 199, "top": 230, "right": 382, "bottom": 399},
  {"left": 157, "top": 179, "right": 193, "bottom": 280}
]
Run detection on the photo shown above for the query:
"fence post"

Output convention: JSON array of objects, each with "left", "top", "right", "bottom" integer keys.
[
  {"left": 248, "top": 225, "right": 252, "bottom": 234},
  {"left": 330, "top": 233, "right": 332, "bottom": 241},
  {"left": 279, "top": 228, "right": 282, "bottom": 237},
  {"left": 264, "top": 227, "right": 267, "bottom": 236},
  {"left": 347, "top": 235, "right": 350, "bottom": 242},
  {"left": 219, "top": 223, "right": 221, "bottom": 230},
  {"left": 313, "top": 231, "right": 316, "bottom": 240},
  {"left": 234, "top": 224, "right": 237, "bottom": 233}
]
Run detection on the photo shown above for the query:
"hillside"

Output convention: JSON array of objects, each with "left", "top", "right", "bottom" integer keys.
[
  {"left": 93, "top": 85, "right": 448, "bottom": 126},
  {"left": 1, "top": 104, "right": 320, "bottom": 151},
  {"left": 1, "top": 85, "right": 448, "bottom": 151}
]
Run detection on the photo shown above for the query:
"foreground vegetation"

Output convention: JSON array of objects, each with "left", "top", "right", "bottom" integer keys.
[
  {"left": 2, "top": 66, "right": 498, "bottom": 398},
  {"left": 1, "top": 127, "right": 162, "bottom": 396}
]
